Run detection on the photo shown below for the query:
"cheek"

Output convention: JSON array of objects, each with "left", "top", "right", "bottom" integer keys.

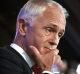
[
  {"left": 33, "top": 34, "right": 48, "bottom": 53},
  {"left": 33, "top": 29, "right": 47, "bottom": 43},
  {"left": 31, "top": 28, "right": 49, "bottom": 54},
  {"left": 33, "top": 35, "right": 45, "bottom": 47}
]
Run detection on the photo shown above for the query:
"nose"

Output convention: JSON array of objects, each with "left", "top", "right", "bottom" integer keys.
[{"left": 49, "top": 33, "right": 59, "bottom": 46}]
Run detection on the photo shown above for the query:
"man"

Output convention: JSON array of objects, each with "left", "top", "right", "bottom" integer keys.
[{"left": 0, "top": 0, "right": 68, "bottom": 74}]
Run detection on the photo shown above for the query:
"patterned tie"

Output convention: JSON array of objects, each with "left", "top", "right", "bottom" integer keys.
[{"left": 32, "top": 65, "right": 42, "bottom": 74}]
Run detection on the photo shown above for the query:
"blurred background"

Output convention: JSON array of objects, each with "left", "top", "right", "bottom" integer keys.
[{"left": 0, "top": 0, "right": 80, "bottom": 73}]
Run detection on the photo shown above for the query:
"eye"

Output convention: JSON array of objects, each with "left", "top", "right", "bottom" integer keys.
[
  {"left": 58, "top": 32, "right": 64, "bottom": 38},
  {"left": 43, "top": 27, "right": 55, "bottom": 36},
  {"left": 46, "top": 27, "right": 52, "bottom": 32},
  {"left": 45, "top": 27, "right": 55, "bottom": 32}
]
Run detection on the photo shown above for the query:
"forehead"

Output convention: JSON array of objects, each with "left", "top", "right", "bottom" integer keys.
[{"left": 32, "top": 5, "right": 66, "bottom": 30}]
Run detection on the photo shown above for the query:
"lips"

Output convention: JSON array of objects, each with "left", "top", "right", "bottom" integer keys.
[
  {"left": 45, "top": 45, "right": 57, "bottom": 50},
  {"left": 45, "top": 45, "right": 57, "bottom": 52}
]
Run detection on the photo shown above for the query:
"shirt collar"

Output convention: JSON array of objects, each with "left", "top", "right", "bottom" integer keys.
[{"left": 10, "top": 43, "right": 35, "bottom": 68}]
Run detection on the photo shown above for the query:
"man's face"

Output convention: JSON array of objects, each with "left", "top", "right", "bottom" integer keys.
[{"left": 25, "top": 6, "right": 66, "bottom": 55}]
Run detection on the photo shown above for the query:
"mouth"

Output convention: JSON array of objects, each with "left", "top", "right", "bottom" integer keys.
[
  {"left": 45, "top": 45, "right": 57, "bottom": 51},
  {"left": 40, "top": 45, "right": 57, "bottom": 54}
]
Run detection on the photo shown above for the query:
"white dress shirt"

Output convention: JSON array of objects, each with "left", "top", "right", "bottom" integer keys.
[{"left": 10, "top": 43, "right": 34, "bottom": 68}]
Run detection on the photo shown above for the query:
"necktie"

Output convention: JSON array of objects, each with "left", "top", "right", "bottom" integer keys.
[{"left": 32, "top": 65, "right": 42, "bottom": 74}]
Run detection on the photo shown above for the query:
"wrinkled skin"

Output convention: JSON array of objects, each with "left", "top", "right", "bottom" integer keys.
[{"left": 16, "top": 5, "right": 66, "bottom": 72}]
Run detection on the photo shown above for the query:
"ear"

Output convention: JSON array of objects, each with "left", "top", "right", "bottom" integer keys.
[{"left": 18, "top": 19, "right": 27, "bottom": 36}]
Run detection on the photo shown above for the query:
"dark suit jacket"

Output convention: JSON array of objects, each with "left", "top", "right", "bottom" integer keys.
[{"left": 0, "top": 46, "right": 32, "bottom": 74}]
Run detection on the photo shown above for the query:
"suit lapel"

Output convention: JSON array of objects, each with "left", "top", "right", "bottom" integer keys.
[{"left": 5, "top": 46, "right": 32, "bottom": 74}]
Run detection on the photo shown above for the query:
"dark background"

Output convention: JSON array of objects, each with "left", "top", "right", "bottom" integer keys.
[{"left": 0, "top": 0, "right": 80, "bottom": 63}]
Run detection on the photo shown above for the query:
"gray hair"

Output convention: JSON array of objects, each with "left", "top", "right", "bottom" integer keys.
[{"left": 17, "top": 0, "right": 69, "bottom": 23}]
